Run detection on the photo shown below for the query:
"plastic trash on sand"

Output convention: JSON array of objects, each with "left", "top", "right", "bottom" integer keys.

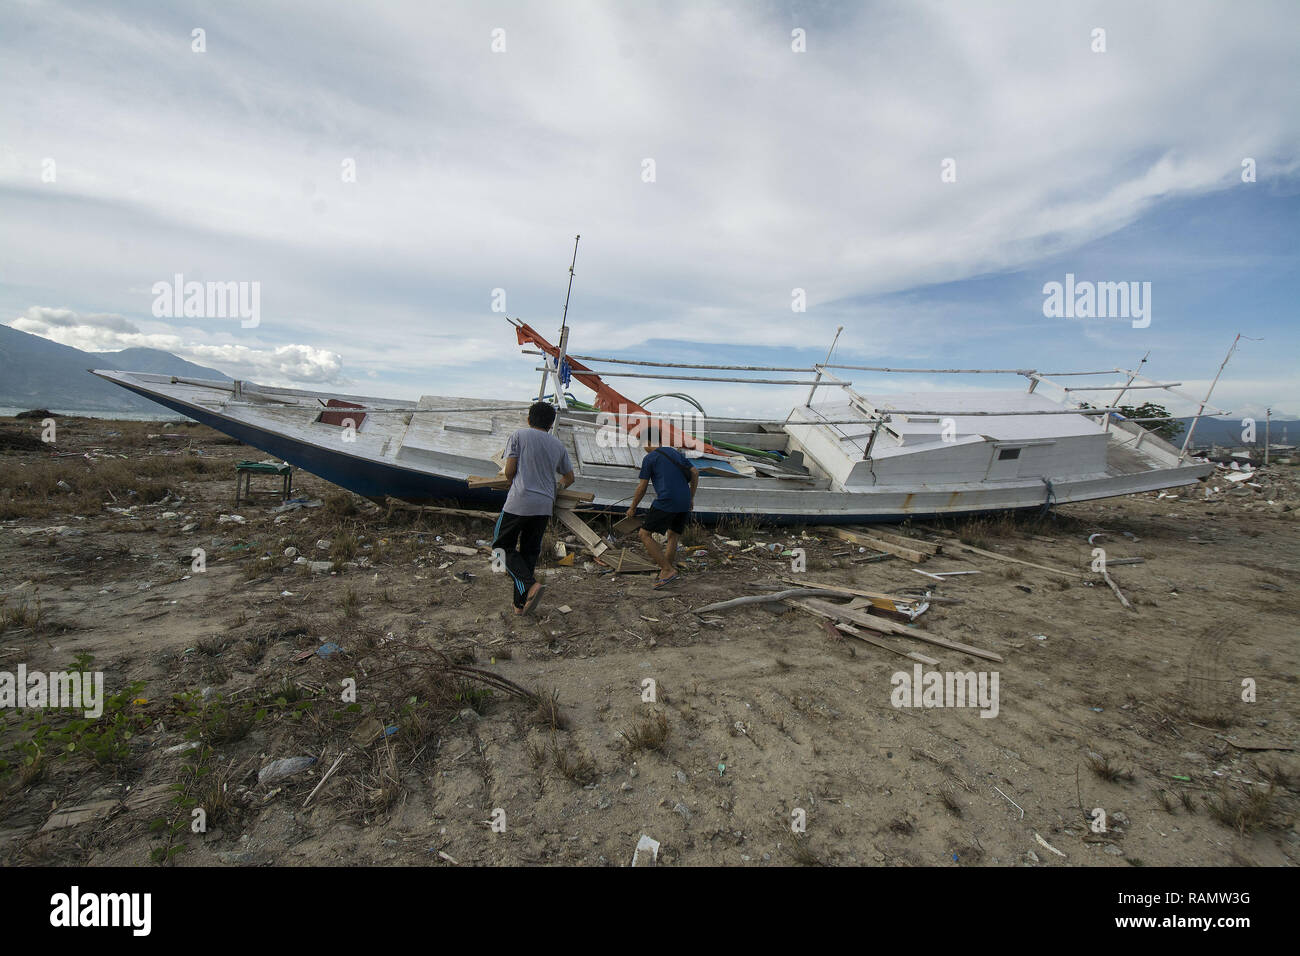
[
  {"left": 258, "top": 756, "right": 317, "bottom": 786},
  {"left": 631, "top": 834, "right": 660, "bottom": 867}
]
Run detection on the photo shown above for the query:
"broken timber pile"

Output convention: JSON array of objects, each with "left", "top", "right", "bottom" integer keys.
[
  {"left": 819, "top": 526, "right": 937, "bottom": 563},
  {"left": 693, "top": 582, "right": 1002, "bottom": 664},
  {"left": 466, "top": 474, "right": 657, "bottom": 573},
  {"left": 790, "top": 597, "right": 1003, "bottom": 662}
]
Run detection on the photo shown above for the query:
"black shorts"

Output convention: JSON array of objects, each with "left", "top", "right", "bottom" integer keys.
[{"left": 642, "top": 506, "right": 687, "bottom": 535}]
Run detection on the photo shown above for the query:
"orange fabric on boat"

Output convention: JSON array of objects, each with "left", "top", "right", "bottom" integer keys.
[{"left": 514, "top": 321, "right": 723, "bottom": 456}]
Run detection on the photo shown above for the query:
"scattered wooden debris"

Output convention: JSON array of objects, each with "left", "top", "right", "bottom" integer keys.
[
  {"left": 613, "top": 514, "right": 644, "bottom": 534},
  {"left": 1100, "top": 569, "right": 1133, "bottom": 610},
  {"left": 821, "top": 527, "right": 928, "bottom": 563},
  {"left": 851, "top": 552, "right": 895, "bottom": 564},
  {"left": 912, "top": 569, "right": 980, "bottom": 581},
  {"left": 603, "top": 548, "right": 659, "bottom": 573},
  {"left": 777, "top": 577, "right": 913, "bottom": 611},
  {"left": 693, "top": 588, "right": 819, "bottom": 614},
  {"left": 304, "top": 750, "right": 349, "bottom": 808},
  {"left": 820, "top": 618, "right": 854, "bottom": 654},
  {"left": 1034, "top": 832, "right": 1067, "bottom": 858},
  {"left": 792, "top": 597, "right": 1003, "bottom": 662},
  {"left": 850, "top": 526, "right": 943, "bottom": 555},
  {"left": 553, "top": 506, "right": 609, "bottom": 558},
  {"left": 801, "top": 609, "right": 939, "bottom": 665},
  {"left": 552, "top": 500, "right": 657, "bottom": 572}
]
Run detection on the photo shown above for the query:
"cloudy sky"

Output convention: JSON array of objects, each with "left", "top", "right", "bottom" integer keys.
[{"left": 2, "top": 0, "right": 1297, "bottom": 419}]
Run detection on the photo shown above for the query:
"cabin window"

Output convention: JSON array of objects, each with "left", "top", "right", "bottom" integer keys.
[{"left": 997, "top": 448, "right": 1021, "bottom": 461}]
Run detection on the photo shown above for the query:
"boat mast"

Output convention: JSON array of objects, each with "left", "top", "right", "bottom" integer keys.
[{"left": 538, "top": 235, "right": 581, "bottom": 406}]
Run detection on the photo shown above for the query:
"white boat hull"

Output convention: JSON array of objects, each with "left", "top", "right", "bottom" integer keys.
[{"left": 91, "top": 370, "right": 1212, "bottom": 524}]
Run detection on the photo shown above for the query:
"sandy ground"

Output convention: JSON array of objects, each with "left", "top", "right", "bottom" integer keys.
[{"left": 0, "top": 415, "right": 1296, "bottom": 867}]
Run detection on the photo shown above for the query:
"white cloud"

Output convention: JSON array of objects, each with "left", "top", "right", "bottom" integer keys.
[
  {"left": 0, "top": 1, "right": 1295, "bottom": 407},
  {"left": 7, "top": 306, "right": 347, "bottom": 387}
]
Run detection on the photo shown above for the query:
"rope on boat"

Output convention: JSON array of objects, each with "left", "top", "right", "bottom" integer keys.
[{"left": 170, "top": 398, "right": 1190, "bottom": 424}]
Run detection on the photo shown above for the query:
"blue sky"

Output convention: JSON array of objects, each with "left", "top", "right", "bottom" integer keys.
[{"left": 2, "top": 0, "right": 1296, "bottom": 419}]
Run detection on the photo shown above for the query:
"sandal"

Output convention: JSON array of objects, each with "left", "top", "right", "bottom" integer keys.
[{"left": 522, "top": 583, "right": 546, "bottom": 614}]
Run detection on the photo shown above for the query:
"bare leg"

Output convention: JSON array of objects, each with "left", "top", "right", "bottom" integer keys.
[
  {"left": 639, "top": 529, "right": 674, "bottom": 580},
  {"left": 664, "top": 531, "right": 680, "bottom": 568}
]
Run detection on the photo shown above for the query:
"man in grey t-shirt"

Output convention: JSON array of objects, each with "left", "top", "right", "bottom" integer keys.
[{"left": 492, "top": 401, "right": 575, "bottom": 614}]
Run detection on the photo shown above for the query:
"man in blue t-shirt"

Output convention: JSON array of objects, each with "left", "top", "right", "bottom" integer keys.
[{"left": 626, "top": 427, "right": 699, "bottom": 588}]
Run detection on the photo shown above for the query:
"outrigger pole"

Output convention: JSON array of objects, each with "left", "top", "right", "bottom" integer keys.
[
  {"left": 1179, "top": 333, "right": 1242, "bottom": 462},
  {"left": 805, "top": 325, "right": 844, "bottom": 407}
]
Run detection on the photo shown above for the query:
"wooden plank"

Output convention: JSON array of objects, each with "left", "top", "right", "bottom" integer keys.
[
  {"left": 848, "top": 527, "right": 943, "bottom": 555},
  {"left": 793, "top": 597, "right": 912, "bottom": 635},
  {"left": 613, "top": 514, "right": 644, "bottom": 534},
  {"left": 789, "top": 601, "right": 940, "bottom": 665},
  {"left": 607, "top": 548, "right": 659, "bottom": 573},
  {"left": 574, "top": 430, "right": 611, "bottom": 467},
  {"left": 694, "top": 588, "right": 829, "bottom": 614},
  {"left": 1101, "top": 569, "right": 1133, "bottom": 610},
  {"left": 836, "top": 622, "right": 940, "bottom": 665},
  {"left": 553, "top": 508, "right": 609, "bottom": 557},
  {"left": 796, "top": 598, "right": 1004, "bottom": 662},
  {"left": 779, "top": 577, "right": 911, "bottom": 609},
  {"left": 466, "top": 475, "right": 595, "bottom": 503},
  {"left": 821, "top": 527, "right": 927, "bottom": 563}
]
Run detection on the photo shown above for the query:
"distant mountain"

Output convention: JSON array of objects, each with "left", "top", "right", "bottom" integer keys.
[
  {"left": 1173, "top": 416, "right": 1297, "bottom": 448},
  {"left": 95, "top": 346, "right": 233, "bottom": 382},
  {"left": 0, "top": 324, "right": 231, "bottom": 412}
]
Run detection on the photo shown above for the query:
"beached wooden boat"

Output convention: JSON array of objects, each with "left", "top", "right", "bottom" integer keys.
[{"left": 90, "top": 321, "right": 1218, "bottom": 524}]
